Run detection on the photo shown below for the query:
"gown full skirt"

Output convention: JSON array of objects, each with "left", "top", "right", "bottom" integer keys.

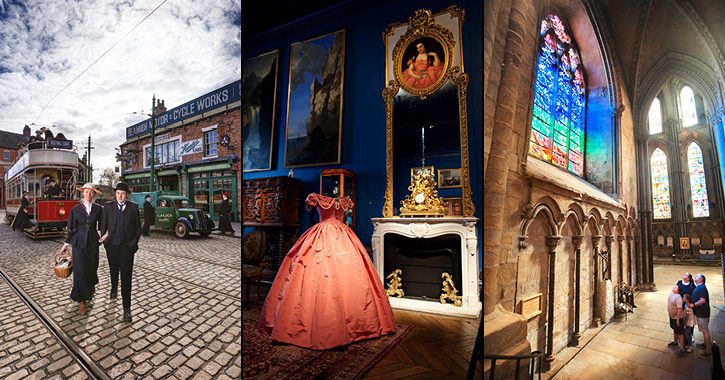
[{"left": 259, "top": 196, "right": 396, "bottom": 350}]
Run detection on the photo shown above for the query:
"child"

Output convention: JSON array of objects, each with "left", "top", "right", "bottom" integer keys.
[{"left": 683, "top": 294, "right": 695, "bottom": 353}]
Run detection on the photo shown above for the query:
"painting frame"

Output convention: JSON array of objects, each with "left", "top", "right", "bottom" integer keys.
[
  {"left": 243, "top": 50, "right": 279, "bottom": 172},
  {"left": 385, "top": 6, "right": 463, "bottom": 98},
  {"left": 284, "top": 30, "right": 346, "bottom": 168},
  {"left": 438, "top": 168, "right": 462, "bottom": 189}
]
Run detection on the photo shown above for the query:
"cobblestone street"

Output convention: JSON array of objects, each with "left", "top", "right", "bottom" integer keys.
[{"left": 0, "top": 211, "right": 242, "bottom": 379}]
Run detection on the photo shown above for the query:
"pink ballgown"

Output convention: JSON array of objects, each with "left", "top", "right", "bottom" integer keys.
[{"left": 258, "top": 193, "right": 397, "bottom": 350}]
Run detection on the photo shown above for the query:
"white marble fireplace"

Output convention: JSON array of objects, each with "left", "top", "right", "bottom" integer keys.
[{"left": 371, "top": 217, "right": 481, "bottom": 318}]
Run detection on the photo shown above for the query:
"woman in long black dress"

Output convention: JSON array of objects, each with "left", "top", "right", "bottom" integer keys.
[
  {"left": 11, "top": 191, "right": 32, "bottom": 231},
  {"left": 61, "top": 183, "right": 103, "bottom": 314},
  {"left": 218, "top": 192, "right": 235, "bottom": 235}
]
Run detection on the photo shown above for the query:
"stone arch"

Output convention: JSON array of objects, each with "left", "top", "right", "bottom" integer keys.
[{"left": 521, "top": 197, "right": 561, "bottom": 237}]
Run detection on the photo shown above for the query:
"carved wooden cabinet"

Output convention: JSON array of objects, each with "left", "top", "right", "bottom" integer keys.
[{"left": 243, "top": 176, "right": 301, "bottom": 280}]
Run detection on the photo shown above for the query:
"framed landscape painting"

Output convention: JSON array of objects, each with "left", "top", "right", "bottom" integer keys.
[
  {"left": 243, "top": 50, "right": 278, "bottom": 172},
  {"left": 285, "top": 30, "right": 346, "bottom": 168}
]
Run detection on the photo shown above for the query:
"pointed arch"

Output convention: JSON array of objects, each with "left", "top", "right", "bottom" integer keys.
[
  {"left": 687, "top": 141, "right": 710, "bottom": 217},
  {"left": 650, "top": 147, "right": 672, "bottom": 219}
]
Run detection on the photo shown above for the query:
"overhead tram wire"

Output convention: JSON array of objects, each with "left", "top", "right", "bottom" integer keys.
[{"left": 32, "top": 0, "right": 170, "bottom": 124}]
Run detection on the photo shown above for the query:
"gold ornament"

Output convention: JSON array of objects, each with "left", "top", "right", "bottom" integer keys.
[
  {"left": 400, "top": 169, "right": 446, "bottom": 217},
  {"left": 440, "top": 272, "right": 462, "bottom": 307},
  {"left": 386, "top": 269, "right": 404, "bottom": 298}
]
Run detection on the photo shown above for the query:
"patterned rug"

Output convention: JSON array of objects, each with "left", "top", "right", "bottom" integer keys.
[{"left": 243, "top": 304, "right": 412, "bottom": 380}]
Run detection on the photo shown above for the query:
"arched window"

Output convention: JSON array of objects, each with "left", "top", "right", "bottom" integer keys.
[
  {"left": 648, "top": 98, "right": 662, "bottom": 134},
  {"left": 528, "top": 14, "right": 586, "bottom": 176},
  {"left": 687, "top": 142, "right": 709, "bottom": 217},
  {"left": 651, "top": 148, "right": 671, "bottom": 219},
  {"left": 681, "top": 86, "right": 697, "bottom": 127}
]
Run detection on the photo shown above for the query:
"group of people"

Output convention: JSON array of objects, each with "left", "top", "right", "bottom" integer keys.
[
  {"left": 667, "top": 272, "right": 712, "bottom": 359},
  {"left": 61, "top": 182, "right": 142, "bottom": 320}
]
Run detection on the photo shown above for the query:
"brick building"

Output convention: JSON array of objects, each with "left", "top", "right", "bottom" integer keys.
[
  {"left": 0, "top": 130, "right": 29, "bottom": 208},
  {"left": 120, "top": 80, "right": 241, "bottom": 222}
]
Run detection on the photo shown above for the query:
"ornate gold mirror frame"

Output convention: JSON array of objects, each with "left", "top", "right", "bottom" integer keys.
[{"left": 382, "top": 7, "right": 474, "bottom": 218}]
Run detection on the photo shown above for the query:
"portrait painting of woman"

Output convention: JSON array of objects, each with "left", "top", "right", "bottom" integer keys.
[{"left": 401, "top": 37, "right": 444, "bottom": 90}]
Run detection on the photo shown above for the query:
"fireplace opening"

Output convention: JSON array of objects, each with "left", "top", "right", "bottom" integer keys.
[{"left": 383, "top": 233, "right": 462, "bottom": 301}]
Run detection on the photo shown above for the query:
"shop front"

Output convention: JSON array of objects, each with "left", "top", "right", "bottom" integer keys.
[
  {"left": 157, "top": 169, "right": 180, "bottom": 193},
  {"left": 124, "top": 172, "right": 151, "bottom": 193},
  {"left": 185, "top": 162, "right": 237, "bottom": 221}
]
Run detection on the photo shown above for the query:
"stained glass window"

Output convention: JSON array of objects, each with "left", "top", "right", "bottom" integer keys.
[
  {"left": 648, "top": 98, "right": 662, "bottom": 134},
  {"left": 681, "top": 86, "right": 697, "bottom": 127},
  {"left": 687, "top": 142, "right": 709, "bottom": 217},
  {"left": 528, "top": 14, "right": 585, "bottom": 176},
  {"left": 651, "top": 148, "right": 671, "bottom": 219}
]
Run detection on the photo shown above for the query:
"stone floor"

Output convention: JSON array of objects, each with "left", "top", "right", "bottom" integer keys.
[{"left": 549, "top": 263, "right": 725, "bottom": 379}]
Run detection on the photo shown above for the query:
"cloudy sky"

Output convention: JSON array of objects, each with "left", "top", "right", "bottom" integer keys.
[{"left": 0, "top": 0, "right": 241, "bottom": 182}]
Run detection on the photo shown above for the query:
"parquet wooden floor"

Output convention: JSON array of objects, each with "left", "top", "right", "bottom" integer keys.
[
  {"left": 245, "top": 285, "right": 483, "bottom": 379},
  {"left": 363, "top": 309, "right": 483, "bottom": 380}
]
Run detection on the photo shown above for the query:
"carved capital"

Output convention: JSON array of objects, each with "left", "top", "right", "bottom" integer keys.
[
  {"left": 572, "top": 236, "right": 583, "bottom": 250},
  {"left": 605, "top": 236, "right": 614, "bottom": 246},
  {"left": 520, "top": 203, "right": 534, "bottom": 220},
  {"left": 518, "top": 236, "right": 529, "bottom": 250},
  {"left": 611, "top": 104, "right": 625, "bottom": 118},
  {"left": 591, "top": 235, "right": 602, "bottom": 249},
  {"left": 627, "top": 235, "right": 634, "bottom": 242},
  {"left": 617, "top": 235, "right": 626, "bottom": 243},
  {"left": 546, "top": 236, "right": 562, "bottom": 251},
  {"left": 634, "top": 235, "right": 641, "bottom": 243}
]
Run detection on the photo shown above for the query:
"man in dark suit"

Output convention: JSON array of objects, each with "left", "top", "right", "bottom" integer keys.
[
  {"left": 45, "top": 179, "right": 61, "bottom": 199},
  {"left": 99, "top": 182, "right": 142, "bottom": 322},
  {"left": 142, "top": 194, "right": 155, "bottom": 236}
]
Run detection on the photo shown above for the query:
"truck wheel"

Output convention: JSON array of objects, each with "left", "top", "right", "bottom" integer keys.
[{"left": 174, "top": 221, "right": 189, "bottom": 239}]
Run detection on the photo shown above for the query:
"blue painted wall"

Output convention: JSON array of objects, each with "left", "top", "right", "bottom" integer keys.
[{"left": 243, "top": 1, "right": 483, "bottom": 272}]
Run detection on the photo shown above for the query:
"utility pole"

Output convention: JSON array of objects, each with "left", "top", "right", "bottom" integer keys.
[
  {"left": 150, "top": 94, "right": 156, "bottom": 192},
  {"left": 87, "top": 136, "right": 95, "bottom": 182}
]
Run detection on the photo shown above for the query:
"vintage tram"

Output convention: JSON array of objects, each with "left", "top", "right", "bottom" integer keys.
[{"left": 4, "top": 145, "right": 84, "bottom": 238}]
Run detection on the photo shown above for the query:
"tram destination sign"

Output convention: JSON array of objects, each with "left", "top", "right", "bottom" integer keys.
[
  {"left": 126, "top": 80, "right": 241, "bottom": 140},
  {"left": 47, "top": 138, "right": 73, "bottom": 149}
]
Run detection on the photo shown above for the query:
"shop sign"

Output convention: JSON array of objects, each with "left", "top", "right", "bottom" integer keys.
[
  {"left": 116, "top": 154, "right": 131, "bottom": 162},
  {"left": 157, "top": 170, "right": 177, "bottom": 176},
  {"left": 180, "top": 138, "right": 203, "bottom": 156},
  {"left": 126, "top": 79, "right": 241, "bottom": 139},
  {"left": 124, "top": 172, "right": 150, "bottom": 180},
  {"left": 188, "top": 163, "right": 230, "bottom": 173}
]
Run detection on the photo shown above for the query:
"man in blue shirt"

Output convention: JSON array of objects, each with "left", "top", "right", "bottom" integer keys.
[{"left": 691, "top": 273, "right": 711, "bottom": 358}]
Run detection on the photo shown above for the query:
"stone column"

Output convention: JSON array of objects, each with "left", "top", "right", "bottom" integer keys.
[
  {"left": 482, "top": 0, "right": 528, "bottom": 317},
  {"left": 627, "top": 235, "right": 634, "bottom": 284},
  {"left": 543, "top": 236, "right": 561, "bottom": 371},
  {"left": 604, "top": 236, "right": 614, "bottom": 280},
  {"left": 591, "top": 235, "right": 602, "bottom": 327},
  {"left": 617, "top": 236, "right": 625, "bottom": 285},
  {"left": 571, "top": 236, "right": 583, "bottom": 346},
  {"left": 634, "top": 235, "right": 641, "bottom": 285}
]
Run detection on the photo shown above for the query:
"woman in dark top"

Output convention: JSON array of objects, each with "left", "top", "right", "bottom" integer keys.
[
  {"left": 677, "top": 272, "right": 696, "bottom": 298},
  {"left": 61, "top": 183, "right": 103, "bottom": 314},
  {"left": 11, "top": 191, "right": 32, "bottom": 231},
  {"left": 218, "top": 192, "right": 235, "bottom": 235}
]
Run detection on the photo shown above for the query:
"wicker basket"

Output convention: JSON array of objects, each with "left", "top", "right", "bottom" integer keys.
[{"left": 54, "top": 250, "right": 73, "bottom": 278}]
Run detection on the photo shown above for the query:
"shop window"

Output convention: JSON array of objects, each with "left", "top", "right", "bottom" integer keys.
[{"left": 205, "top": 130, "right": 217, "bottom": 156}]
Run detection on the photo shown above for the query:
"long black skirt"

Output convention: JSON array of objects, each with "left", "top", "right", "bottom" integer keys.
[
  {"left": 70, "top": 245, "right": 99, "bottom": 303},
  {"left": 11, "top": 209, "right": 31, "bottom": 231}
]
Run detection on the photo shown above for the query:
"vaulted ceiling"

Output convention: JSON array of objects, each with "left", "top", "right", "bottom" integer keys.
[{"left": 600, "top": 0, "right": 725, "bottom": 114}]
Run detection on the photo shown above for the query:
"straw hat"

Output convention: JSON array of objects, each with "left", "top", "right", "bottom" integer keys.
[{"left": 76, "top": 182, "right": 102, "bottom": 194}]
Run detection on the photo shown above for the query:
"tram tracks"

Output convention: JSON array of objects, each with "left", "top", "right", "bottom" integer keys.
[{"left": 0, "top": 266, "right": 110, "bottom": 380}]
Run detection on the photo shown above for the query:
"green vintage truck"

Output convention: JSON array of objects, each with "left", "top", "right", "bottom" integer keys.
[{"left": 133, "top": 192, "right": 215, "bottom": 238}]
